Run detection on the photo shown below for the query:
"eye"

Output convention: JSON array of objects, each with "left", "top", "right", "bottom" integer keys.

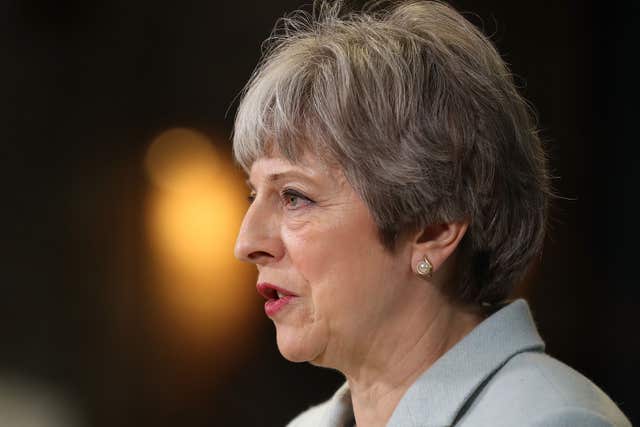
[
  {"left": 281, "top": 188, "right": 313, "bottom": 210},
  {"left": 247, "top": 191, "right": 256, "bottom": 204}
]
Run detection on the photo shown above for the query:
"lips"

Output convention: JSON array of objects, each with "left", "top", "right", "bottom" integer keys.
[{"left": 256, "top": 283, "right": 298, "bottom": 317}]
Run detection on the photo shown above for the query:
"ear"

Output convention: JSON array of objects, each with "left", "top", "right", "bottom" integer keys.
[{"left": 410, "top": 219, "right": 469, "bottom": 276}]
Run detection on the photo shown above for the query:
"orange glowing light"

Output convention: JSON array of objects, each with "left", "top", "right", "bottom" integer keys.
[{"left": 144, "top": 128, "right": 257, "bottom": 350}]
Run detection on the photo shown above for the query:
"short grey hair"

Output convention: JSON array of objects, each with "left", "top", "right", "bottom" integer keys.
[{"left": 232, "top": 0, "right": 551, "bottom": 306}]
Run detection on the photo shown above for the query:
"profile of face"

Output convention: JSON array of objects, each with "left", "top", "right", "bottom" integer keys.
[{"left": 234, "top": 151, "right": 417, "bottom": 369}]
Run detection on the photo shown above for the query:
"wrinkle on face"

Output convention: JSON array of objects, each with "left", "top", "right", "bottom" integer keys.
[{"left": 240, "top": 151, "right": 411, "bottom": 367}]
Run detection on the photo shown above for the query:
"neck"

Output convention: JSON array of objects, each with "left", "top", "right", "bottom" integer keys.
[{"left": 343, "top": 291, "right": 484, "bottom": 427}]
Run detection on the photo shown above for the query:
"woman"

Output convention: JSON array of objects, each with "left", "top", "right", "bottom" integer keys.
[{"left": 232, "top": 1, "right": 631, "bottom": 426}]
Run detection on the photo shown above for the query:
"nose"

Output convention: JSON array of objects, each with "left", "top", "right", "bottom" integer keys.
[{"left": 234, "top": 199, "right": 284, "bottom": 266}]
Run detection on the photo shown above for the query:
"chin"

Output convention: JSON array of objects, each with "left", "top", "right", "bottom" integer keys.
[
  {"left": 275, "top": 324, "right": 324, "bottom": 363},
  {"left": 278, "top": 348, "right": 310, "bottom": 363}
]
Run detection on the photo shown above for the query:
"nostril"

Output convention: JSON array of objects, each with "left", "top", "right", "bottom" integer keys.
[{"left": 248, "top": 251, "right": 274, "bottom": 262}]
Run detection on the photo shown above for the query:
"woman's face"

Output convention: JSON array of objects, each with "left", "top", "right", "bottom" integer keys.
[{"left": 234, "top": 152, "right": 413, "bottom": 368}]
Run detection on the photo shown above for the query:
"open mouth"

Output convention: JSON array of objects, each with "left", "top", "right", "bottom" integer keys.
[
  {"left": 256, "top": 283, "right": 298, "bottom": 316},
  {"left": 256, "top": 283, "right": 297, "bottom": 300}
]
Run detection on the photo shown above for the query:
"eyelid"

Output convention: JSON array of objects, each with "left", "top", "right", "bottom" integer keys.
[
  {"left": 281, "top": 187, "right": 314, "bottom": 209},
  {"left": 281, "top": 187, "right": 308, "bottom": 197}
]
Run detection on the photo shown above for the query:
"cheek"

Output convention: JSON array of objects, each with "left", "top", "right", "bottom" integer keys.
[
  {"left": 284, "top": 217, "right": 389, "bottom": 304},
  {"left": 282, "top": 225, "right": 331, "bottom": 287},
  {"left": 283, "top": 217, "right": 364, "bottom": 277}
]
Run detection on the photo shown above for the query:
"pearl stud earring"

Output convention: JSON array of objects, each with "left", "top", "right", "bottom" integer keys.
[{"left": 416, "top": 257, "right": 433, "bottom": 278}]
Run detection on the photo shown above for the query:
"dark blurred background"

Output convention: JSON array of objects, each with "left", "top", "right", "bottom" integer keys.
[{"left": 1, "top": 0, "right": 638, "bottom": 426}]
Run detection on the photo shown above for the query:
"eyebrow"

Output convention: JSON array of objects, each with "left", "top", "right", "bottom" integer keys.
[{"left": 245, "top": 170, "right": 316, "bottom": 189}]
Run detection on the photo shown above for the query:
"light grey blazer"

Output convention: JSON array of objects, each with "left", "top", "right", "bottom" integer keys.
[{"left": 286, "top": 299, "right": 632, "bottom": 427}]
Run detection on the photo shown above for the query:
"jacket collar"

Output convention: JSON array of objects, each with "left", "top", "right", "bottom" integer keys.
[
  {"left": 386, "top": 298, "right": 545, "bottom": 426},
  {"left": 325, "top": 298, "right": 545, "bottom": 427}
]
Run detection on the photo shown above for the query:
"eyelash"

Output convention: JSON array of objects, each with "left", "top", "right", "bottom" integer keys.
[
  {"left": 281, "top": 188, "right": 313, "bottom": 209},
  {"left": 246, "top": 188, "right": 314, "bottom": 210},
  {"left": 247, "top": 192, "right": 256, "bottom": 204}
]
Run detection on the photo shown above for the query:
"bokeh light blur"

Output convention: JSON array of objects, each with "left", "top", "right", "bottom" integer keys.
[
  {"left": 3, "top": 1, "right": 637, "bottom": 425},
  {"left": 144, "top": 128, "right": 257, "bottom": 359}
]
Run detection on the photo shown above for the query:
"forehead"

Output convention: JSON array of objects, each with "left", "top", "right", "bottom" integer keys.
[{"left": 247, "top": 152, "right": 344, "bottom": 187}]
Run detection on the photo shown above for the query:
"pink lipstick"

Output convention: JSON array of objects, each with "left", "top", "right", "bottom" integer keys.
[{"left": 256, "top": 283, "right": 298, "bottom": 317}]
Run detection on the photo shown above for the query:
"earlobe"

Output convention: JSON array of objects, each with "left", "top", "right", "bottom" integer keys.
[
  {"left": 411, "top": 220, "right": 469, "bottom": 275},
  {"left": 415, "top": 256, "right": 433, "bottom": 278}
]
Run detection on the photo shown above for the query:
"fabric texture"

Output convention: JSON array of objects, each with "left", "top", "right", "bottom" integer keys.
[{"left": 286, "top": 299, "right": 632, "bottom": 427}]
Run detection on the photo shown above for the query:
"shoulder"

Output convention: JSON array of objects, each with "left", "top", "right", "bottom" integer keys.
[
  {"left": 286, "top": 401, "right": 332, "bottom": 427},
  {"left": 285, "top": 382, "right": 353, "bottom": 427},
  {"left": 457, "top": 351, "right": 632, "bottom": 427}
]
